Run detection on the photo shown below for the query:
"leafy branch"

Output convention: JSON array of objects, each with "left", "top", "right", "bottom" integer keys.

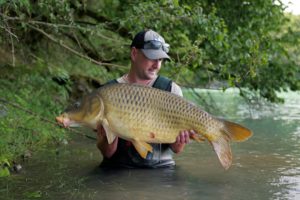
[{"left": 0, "top": 13, "right": 127, "bottom": 69}]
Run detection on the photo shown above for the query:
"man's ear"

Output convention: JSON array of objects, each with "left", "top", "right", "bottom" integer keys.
[{"left": 130, "top": 47, "right": 138, "bottom": 61}]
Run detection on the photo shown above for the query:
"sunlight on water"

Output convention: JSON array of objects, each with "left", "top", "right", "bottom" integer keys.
[{"left": 0, "top": 90, "right": 299, "bottom": 200}]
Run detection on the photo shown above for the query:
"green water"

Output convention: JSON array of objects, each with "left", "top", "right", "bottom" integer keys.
[{"left": 0, "top": 90, "right": 299, "bottom": 200}]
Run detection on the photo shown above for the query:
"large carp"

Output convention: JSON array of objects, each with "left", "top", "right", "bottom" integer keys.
[{"left": 56, "top": 83, "right": 252, "bottom": 170}]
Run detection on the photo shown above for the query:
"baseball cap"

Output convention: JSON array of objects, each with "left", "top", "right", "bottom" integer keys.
[{"left": 130, "top": 29, "right": 170, "bottom": 60}]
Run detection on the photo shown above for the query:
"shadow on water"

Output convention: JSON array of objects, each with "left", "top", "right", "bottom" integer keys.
[{"left": 0, "top": 90, "right": 299, "bottom": 200}]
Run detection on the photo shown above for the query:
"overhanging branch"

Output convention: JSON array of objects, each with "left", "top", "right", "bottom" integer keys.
[{"left": 27, "top": 23, "right": 125, "bottom": 68}]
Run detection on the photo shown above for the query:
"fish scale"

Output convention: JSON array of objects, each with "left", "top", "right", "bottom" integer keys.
[{"left": 56, "top": 83, "right": 252, "bottom": 170}]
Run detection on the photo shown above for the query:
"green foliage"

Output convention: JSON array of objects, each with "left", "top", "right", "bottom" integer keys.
[
  {"left": 24, "top": 190, "right": 42, "bottom": 198},
  {"left": 0, "top": 0, "right": 298, "bottom": 92},
  {"left": 0, "top": 64, "right": 70, "bottom": 170},
  {"left": 1, "top": 0, "right": 299, "bottom": 103},
  {"left": 0, "top": 157, "right": 10, "bottom": 177}
]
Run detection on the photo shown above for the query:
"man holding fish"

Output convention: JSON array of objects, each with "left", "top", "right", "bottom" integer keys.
[
  {"left": 56, "top": 30, "right": 252, "bottom": 170},
  {"left": 97, "top": 29, "right": 196, "bottom": 168}
]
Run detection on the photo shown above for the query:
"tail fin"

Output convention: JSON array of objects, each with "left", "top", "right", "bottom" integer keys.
[
  {"left": 222, "top": 120, "right": 253, "bottom": 142},
  {"left": 211, "top": 120, "right": 253, "bottom": 170},
  {"left": 211, "top": 134, "right": 232, "bottom": 170}
]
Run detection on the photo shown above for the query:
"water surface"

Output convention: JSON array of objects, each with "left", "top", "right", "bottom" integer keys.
[{"left": 1, "top": 90, "right": 299, "bottom": 200}]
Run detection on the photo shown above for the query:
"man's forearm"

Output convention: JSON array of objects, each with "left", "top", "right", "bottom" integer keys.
[
  {"left": 97, "top": 136, "right": 118, "bottom": 158},
  {"left": 96, "top": 126, "right": 118, "bottom": 158}
]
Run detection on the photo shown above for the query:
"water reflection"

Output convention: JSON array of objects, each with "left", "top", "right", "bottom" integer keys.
[
  {"left": 85, "top": 167, "right": 186, "bottom": 200},
  {"left": 0, "top": 91, "right": 299, "bottom": 200}
]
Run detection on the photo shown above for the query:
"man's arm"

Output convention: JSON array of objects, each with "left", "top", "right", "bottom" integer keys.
[{"left": 96, "top": 125, "right": 118, "bottom": 158}]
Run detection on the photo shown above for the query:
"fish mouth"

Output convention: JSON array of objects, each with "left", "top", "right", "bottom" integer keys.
[
  {"left": 56, "top": 116, "right": 63, "bottom": 124},
  {"left": 56, "top": 115, "right": 81, "bottom": 128},
  {"left": 56, "top": 116, "right": 70, "bottom": 128}
]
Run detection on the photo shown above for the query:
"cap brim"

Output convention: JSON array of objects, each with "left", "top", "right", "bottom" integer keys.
[{"left": 141, "top": 49, "right": 170, "bottom": 61}]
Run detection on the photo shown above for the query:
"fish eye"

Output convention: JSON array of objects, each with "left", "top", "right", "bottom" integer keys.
[
  {"left": 64, "top": 101, "right": 81, "bottom": 112},
  {"left": 74, "top": 101, "right": 81, "bottom": 108}
]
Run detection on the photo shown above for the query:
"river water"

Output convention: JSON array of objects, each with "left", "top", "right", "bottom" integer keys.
[{"left": 1, "top": 90, "right": 299, "bottom": 200}]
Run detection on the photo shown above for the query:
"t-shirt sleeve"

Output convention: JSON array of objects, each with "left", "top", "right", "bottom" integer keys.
[{"left": 171, "top": 82, "right": 183, "bottom": 97}]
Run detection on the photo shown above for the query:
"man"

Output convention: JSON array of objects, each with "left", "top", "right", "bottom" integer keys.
[{"left": 97, "top": 29, "right": 195, "bottom": 168}]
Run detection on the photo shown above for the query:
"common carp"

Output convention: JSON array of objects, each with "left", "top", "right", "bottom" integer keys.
[{"left": 56, "top": 83, "right": 252, "bottom": 170}]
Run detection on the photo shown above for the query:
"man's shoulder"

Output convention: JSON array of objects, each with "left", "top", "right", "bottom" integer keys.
[
  {"left": 171, "top": 82, "right": 183, "bottom": 96},
  {"left": 104, "top": 75, "right": 182, "bottom": 97},
  {"left": 154, "top": 75, "right": 182, "bottom": 96},
  {"left": 105, "top": 79, "right": 119, "bottom": 85},
  {"left": 104, "top": 75, "right": 125, "bottom": 85},
  {"left": 152, "top": 75, "right": 172, "bottom": 92}
]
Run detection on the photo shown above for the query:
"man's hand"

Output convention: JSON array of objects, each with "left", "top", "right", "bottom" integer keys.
[
  {"left": 96, "top": 124, "right": 118, "bottom": 158},
  {"left": 170, "top": 130, "right": 197, "bottom": 154}
]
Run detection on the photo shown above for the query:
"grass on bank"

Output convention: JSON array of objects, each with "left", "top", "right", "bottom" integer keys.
[{"left": 0, "top": 64, "right": 72, "bottom": 177}]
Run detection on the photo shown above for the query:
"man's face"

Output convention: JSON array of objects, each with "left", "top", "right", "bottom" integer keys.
[{"left": 131, "top": 48, "right": 162, "bottom": 80}]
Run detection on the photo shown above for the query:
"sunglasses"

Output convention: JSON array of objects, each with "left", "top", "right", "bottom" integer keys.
[{"left": 143, "top": 40, "right": 170, "bottom": 53}]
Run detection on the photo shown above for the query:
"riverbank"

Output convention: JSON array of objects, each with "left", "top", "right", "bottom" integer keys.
[{"left": 0, "top": 63, "right": 71, "bottom": 177}]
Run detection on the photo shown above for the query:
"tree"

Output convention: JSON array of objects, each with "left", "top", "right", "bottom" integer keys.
[{"left": 0, "top": 0, "right": 299, "bottom": 102}]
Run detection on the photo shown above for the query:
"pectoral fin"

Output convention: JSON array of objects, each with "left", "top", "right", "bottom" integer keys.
[
  {"left": 131, "top": 140, "right": 153, "bottom": 159},
  {"left": 102, "top": 118, "right": 116, "bottom": 144}
]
